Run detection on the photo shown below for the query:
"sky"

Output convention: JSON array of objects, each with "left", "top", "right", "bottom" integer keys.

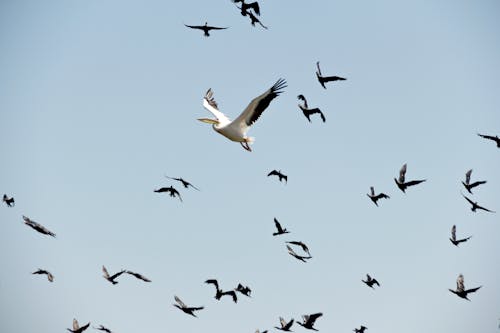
[{"left": 1, "top": 0, "right": 499, "bottom": 332}]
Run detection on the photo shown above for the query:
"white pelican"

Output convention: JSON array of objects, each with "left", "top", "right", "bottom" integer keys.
[{"left": 198, "top": 78, "right": 287, "bottom": 151}]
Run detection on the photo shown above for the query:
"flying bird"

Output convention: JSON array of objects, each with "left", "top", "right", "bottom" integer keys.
[
  {"left": 275, "top": 317, "right": 294, "bottom": 331},
  {"left": 394, "top": 163, "right": 426, "bottom": 193},
  {"left": 268, "top": 170, "right": 287, "bottom": 183},
  {"left": 32, "top": 269, "right": 54, "bottom": 282},
  {"left": 297, "top": 313, "right": 323, "bottom": 331},
  {"left": 287, "top": 245, "right": 312, "bottom": 263},
  {"left": 198, "top": 78, "right": 287, "bottom": 151},
  {"left": 22, "top": 215, "right": 56, "bottom": 237},
  {"left": 316, "top": 61, "right": 346, "bottom": 89},
  {"left": 205, "top": 279, "right": 238, "bottom": 303},
  {"left": 173, "top": 295, "right": 204, "bottom": 317},
  {"left": 247, "top": 10, "right": 268, "bottom": 29},
  {"left": 462, "top": 169, "right": 486, "bottom": 194},
  {"left": 184, "top": 22, "right": 228, "bottom": 37},
  {"left": 353, "top": 325, "right": 367, "bottom": 333},
  {"left": 2, "top": 194, "right": 15, "bottom": 207},
  {"left": 154, "top": 186, "right": 182, "bottom": 202},
  {"left": 102, "top": 266, "right": 126, "bottom": 285},
  {"left": 93, "top": 325, "right": 112, "bottom": 333},
  {"left": 126, "top": 270, "right": 151, "bottom": 282},
  {"left": 462, "top": 194, "right": 495, "bottom": 213},
  {"left": 449, "top": 225, "right": 472, "bottom": 247},
  {"left": 367, "top": 187, "right": 390, "bottom": 206},
  {"left": 67, "top": 319, "right": 90, "bottom": 333},
  {"left": 286, "top": 241, "right": 311, "bottom": 256},
  {"left": 235, "top": 283, "right": 252, "bottom": 297},
  {"left": 449, "top": 274, "right": 481, "bottom": 301},
  {"left": 273, "top": 218, "right": 290, "bottom": 236},
  {"left": 297, "top": 95, "right": 325, "bottom": 123},
  {"left": 233, "top": 0, "right": 260, "bottom": 16},
  {"left": 165, "top": 175, "right": 200, "bottom": 190},
  {"left": 362, "top": 274, "right": 380, "bottom": 289},
  {"left": 477, "top": 133, "right": 500, "bottom": 148}
]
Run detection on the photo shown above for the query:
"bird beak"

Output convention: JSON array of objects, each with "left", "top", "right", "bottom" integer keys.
[{"left": 197, "top": 118, "right": 219, "bottom": 125}]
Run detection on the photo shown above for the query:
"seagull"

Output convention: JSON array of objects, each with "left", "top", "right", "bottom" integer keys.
[
  {"left": 275, "top": 317, "right": 294, "bottom": 331},
  {"left": 353, "top": 326, "right": 367, "bottom": 333},
  {"left": 233, "top": 0, "right": 260, "bottom": 16},
  {"left": 449, "top": 225, "right": 472, "bottom": 247},
  {"left": 32, "top": 269, "right": 54, "bottom": 282},
  {"left": 477, "top": 133, "right": 500, "bottom": 148},
  {"left": 154, "top": 186, "right": 182, "bottom": 202},
  {"left": 67, "top": 318, "right": 90, "bottom": 333},
  {"left": 286, "top": 241, "right": 311, "bottom": 256},
  {"left": 235, "top": 283, "right": 252, "bottom": 297},
  {"left": 173, "top": 295, "right": 204, "bottom": 317},
  {"left": 449, "top": 274, "right": 481, "bottom": 301},
  {"left": 297, "top": 95, "right": 325, "bottom": 123},
  {"left": 268, "top": 170, "right": 288, "bottom": 183},
  {"left": 22, "top": 215, "right": 56, "bottom": 237},
  {"left": 362, "top": 274, "right": 380, "bottom": 289},
  {"left": 205, "top": 279, "right": 238, "bottom": 303},
  {"left": 184, "top": 22, "right": 228, "bottom": 37},
  {"left": 273, "top": 218, "right": 290, "bottom": 236},
  {"left": 316, "top": 61, "right": 346, "bottom": 89},
  {"left": 102, "top": 266, "right": 126, "bottom": 285},
  {"left": 126, "top": 270, "right": 151, "bottom": 282},
  {"left": 462, "top": 194, "right": 495, "bottom": 213},
  {"left": 394, "top": 163, "right": 426, "bottom": 193},
  {"left": 198, "top": 78, "right": 287, "bottom": 151},
  {"left": 165, "top": 175, "right": 200, "bottom": 190},
  {"left": 462, "top": 169, "right": 486, "bottom": 194},
  {"left": 366, "top": 187, "right": 390, "bottom": 206},
  {"left": 93, "top": 325, "right": 112, "bottom": 333},
  {"left": 296, "top": 313, "right": 323, "bottom": 331},
  {"left": 2, "top": 194, "right": 15, "bottom": 207},
  {"left": 287, "top": 245, "right": 312, "bottom": 263}
]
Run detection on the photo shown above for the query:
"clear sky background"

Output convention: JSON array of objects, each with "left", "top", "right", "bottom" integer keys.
[{"left": 1, "top": 0, "right": 499, "bottom": 332}]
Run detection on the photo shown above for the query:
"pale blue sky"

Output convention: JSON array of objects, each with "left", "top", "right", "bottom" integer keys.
[{"left": 1, "top": 1, "right": 499, "bottom": 332}]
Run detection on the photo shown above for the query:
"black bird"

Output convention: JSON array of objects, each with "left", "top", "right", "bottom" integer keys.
[
  {"left": 367, "top": 186, "right": 390, "bottom": 206},
  {"left": 449, "top": 274, "right": 481, "bottom": 301},
  {"left": 297, "top": 313, "right": 323, "bottom": 331},
  {"left": 362, "top": 274, "right": 380, "bottom": 289},
  {"left": 93, "top": 325, "right": 112, "bottom": 333},
  {"left": 275, "top": 317, "right": 294, "bottom": 331},
  {"left": 102, "top": 266, "right": 126, "bottom": 285},
  {"left": 126, "top": 270, "right": 151, "bottom": 282},
  {"left": 67, "top": 319, "right": 90, "bottom": 333},
  {"left": 316, "top": 61, "right": 346, "bottom": 89},
  {"left": 286, "top": 241, "right": 311, "bottom": 256},
  {"left": 2, "top": 194, "right": 15, "bottom": 207},
  {"left": 154, "top": 186, "right": 183, "bottom": 202},
  {"left": 205, "top": 279, "right": 238, "bottom": 303},
  {"left": 173, "top": 295, "right": 204, "bottom": 317},
  {"left": 32, "top": 269, "right": 54, "bottom": 282},
  {"left": 462, "top": 194, "right": 495, "bottom": 213},
  {"left": 246, "top": 10, "right": 268, "bottom": 29},
  {"left": 165, "top": 175, "right": 200, "bottom": 190},
  {"left": 268, "top": 170, "right": 287, "bottom": 183},
  {"left": 477, "top": 133, "right": 500, "bottom": 148},
  {"left": 394, "top": 163, "right": 426, "bottom": 193},
  {"left": 233, "top": 0, "right": 260, "bottom": 16},
  {"left": 22, "top": 215, "right": 56, "bottom": 237},
  {"left": 235, "top": 283, "right": 252, "bottom": 297},
  {"left": 184, "top": 22, "right": 228, "bottom": 37},
  {"left": 273, "top": 218, "right": 290, "bottom": 236},
  {"left": 462, "top": 169, "right": 486, "bottom": 194},
  {"left": 353, "top": 325, "right": 367, "bottom": 333},
  {"left": 297, "top": 95, "right": 325, "bottom": 123},
  {"left": 287, "top": 245, "right": 312, "bottom": 263},
  {"left": 449, "top": 225, "right": 472, "bottom": 247}
]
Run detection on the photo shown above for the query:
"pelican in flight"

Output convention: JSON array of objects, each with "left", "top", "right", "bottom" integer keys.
[{"left": 198, "top": 78, "right": 287, "bottom": 151}]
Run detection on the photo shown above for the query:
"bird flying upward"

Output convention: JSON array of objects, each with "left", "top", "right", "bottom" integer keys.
[
  {"left": 449, "top": 225, "right": 472, "bottom": 247},
  {"left": 297, "top": 313, "right": 323, "bottom": 331},
  {"left": 275, "top": 317, "right": 294, "bottom": 331},
  {"left": 235, "top": 283, "right": 252, "bottom": 297},
  {"left": 273, "top": 218, "right": 290, "bottom": 236},
  {"left": 449, "top": 274, "right": 481, "bottom": 301},
  {"left": 67, "top": 319, "right": 90, "bottom": 333},
  {"left": 362, "top": 274, "right": 380, "bottom": 289},
  {"left": 102, "top": 266, "right": 126, "bottom": 285},
  {"left": 315, "top": 61, "right": 346, "bottom": 89},
  {"left": 2, "top": 194, "right": 15, "bottom": 207},
  {"left": 394, "top": 163, "right": 426, "bottom": 193},
  {"left": 367, "top": 186, "right": 390, "bottom": 206},
  {"left": 173, "top": 295, "right": 204, "bottom": 317},
  {"left": 297, "top": 95, "right": 325, "bottom": 123},
  {"left": 462, "top": 169, "right": 486, "bottom": 194},
  {"left": 184, "top": 22, "right": 228, "bottom": 37}
]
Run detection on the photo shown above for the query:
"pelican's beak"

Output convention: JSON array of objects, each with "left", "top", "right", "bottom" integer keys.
[{"left": 197, "top": 118, "right": 219, "bottom": 125}]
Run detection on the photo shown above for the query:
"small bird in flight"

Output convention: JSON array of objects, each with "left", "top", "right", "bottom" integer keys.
[
  {"left": 367, "top": 186, "right": 390, "bottom": 206},
  {"left": 287, "top": 245, "right": 312, "bottom": 263},
  {"left": 297, "top": 313, "right": 323, "bottom": 331},
  {"left": 477, "top": 133, "right": 500, "bottom": 148},
  {"left": 102, "top": 265, "right": 126, "bottom": 285},
  {"left": 126, "top": 270, "right": 151, "bottom": 282},
  {"left": 235, "top": 283, "right": 252, "bottom": 297},
  {"left": 154, "top": 186, "right": 182, "bottom": 202},
  {"left": 32, "top": 269, "right": 54, "bottom": 282},
  {"left": 273, "top": 218, "right": 290, "bottom": 236},
  {"left": 2, "top": 194, "right": 15, "bottom": 207},
  {"left": 93, "top": 325, "right": 112, "bottom": 333},
  {"left": 449, "top": 274, "right": 481, "bottom": 301},
  {"left": 165, "top": 175, "right": 200, "bottom": 190},
  {"left": 394, "top": 163, "right": 426, "bottom": 193},
  {"left": 462, "top": 194, "right": 495, "bottom": 213},
  {"left": 67, "top": 318, "right": 90, "bottom": 333},
  {"left": 268, "top": 170, "right": 287, "bottom": 183},
  {"left": 184, "top": 22, "right": 228, "bottom": 37},
  {"left": 362, "top": 274, "right": 380, "bottom": 289},
  {"left": 22, "top": 215, "right": 56, "bottom": 237},
  {"left": 173, "top": 295, "right": 204, "bottom": 317},
  {"left": 353, "top": 325, "right": 368, "bottom": 333},
  {"left": 316, "top": 61, "right": 346, "bottom": 89},
  {"left": 449, "top": 225, "right": 472, "bottom": 247},
  {"left": 297, "top": 95, "right": 325, "bottom": 123},
  {"left": 275, "top": 317, "right": 294, "bottom": 331},
  {"left": 233, "top": 0, "right": 260, "bottom": 16},
  {"left": 286, "top": 241, "right": 311, "bottom": 256},
  {"left": 462, "top": 169, "right": 486, "bottom": 194},
  {"left": 205, "top": 279, "right": 238, "bottom": 303}
]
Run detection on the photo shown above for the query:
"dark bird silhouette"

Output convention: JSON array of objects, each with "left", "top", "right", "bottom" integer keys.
[
  {"left": 32, "top": 269, "right": 54, "bottom": 282},
  {"left": 247, "top": 11, "right": 268, "bottom": 29},
  {"left": 126, "top": 270, "right": 151, "bottom": 282},
  {"left": 255, "top": 330, "right": 268, "bottom": 333},
  {"left": 154, "top": 186, "right": 182, "bottom": 202},
  {"left": 268, "top": 170, "right": 287, "bottom": 183},
  {"left": 449, "top": 274, "right": 481, "bottom": 301},
  {"left": 22, "top": 215, "right": 56, "bottom": 237},
  {"left": 93, "top": 325, "right": 112, "bottom": 333},
  {"left": 477, "top": 133, "right": 500, "bottom": 147},
  {"left": 297, "top": 313, "right": 323, "bottom": 331},
  {"left": 233, "top": 0, "right": 260, "bottom": 16},
  {"left": 273, "top": 218, "right": 290, "bottom": 236},
  {"left": 205, "top": 279, "right": 238, "bottom": 303},
  {"left": 102, "top": 266, "right": 126, "bottom": 285},
  {"left": 286, "top": 241, "right": 311, "bottom": 256},
  {"left": 173, "top": 295, "right": 204, "bottom": 317},
  {"left": 353, "top": 325, "right": 367, "bottom": 333},
  {"left": 184, "top": 22, "right": 228, "bottom": 37},
  {"left": 165, "top": 175, "right": 200, "bottom": 190},
  {"left": 449, "top": 225, "right": 472, "bottom": 247},
  {"left": 362, "top": 274, "right": 380, "bottom": 289},
  {"left": 235, "top": 283, "right": 252, "bottom": 297},
  {"left": 462, "top": 169, "right": 486, "bottom": 194},
  {"left": 367, "top": 186, "right": 390, "bottom": 206},
  {"left": 462, "top": 194, "right": 495, "bottom": 213},
  {"left": 287, "top": 245, "right": 312, "bottom": 263},
  {"left": 394, "top": 163, "right": 426, "bottom": 193},
  {"left": 316, "top": 61, "right": 346, "bottom": 89},
  {"left": 67, "top": 319, "right": 90, "bottom": 333},
  {"left": 297, "top": 95, "right": 325, "bottom": 123},
  {"left": 275, "top": 317, "right": 294, "bottom": 331},
  {"left": 2, "top": 194, "right": 15, "bottom": 207}
]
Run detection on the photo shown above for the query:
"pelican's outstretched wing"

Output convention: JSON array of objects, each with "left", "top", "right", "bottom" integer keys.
[{"left": 202, "top": 89, "right": 231, "bottom": 124}]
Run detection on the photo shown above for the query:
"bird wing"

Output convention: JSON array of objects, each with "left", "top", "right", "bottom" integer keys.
[
  {"left": 370, "top": 187, "right": 375, "bottom": 196},
  {"left": 109, "top": 270, "right": 126, "bottom": 280},
  {"left": 457, "top": 274, "right": 465, "bottom": 292},
  {"left": 205, "top": 279, "right": 219, "bottom": 290},
  {"left": 206, "top": 25, "right": 229, "bottom": 30},
  {"left": 398, "top": 164, "right": 407, "bottom": 183},
  {"left": 184, "top": 24, "right": 204, "bottom": 30},
  {"left": 274, "top": 218, "right": 284, "bottom": 232},
  {"left": 174, "top": 295, "right": 187, "bottom": 308},
  {"left": 477, "top": 133, "right": 496, "bottom": 141},
  {"left": 233, "top": 78, "right": 287, "bottom": 130},
  {"left": 404, "top": 179, "right": 426, "bottom": 187},
  {"left": 307, "top": 313, "right": 323, "bottom": 324},
  {"left": 469, "top": 180, "right": 487, "bottom": 188},
  {"left": 462, "top": 194, "right": 475, "bottom": 206},
  {"left": 465, "top": 169, "right": 472, "bottom": 184},
  {"left": 322, "top": 75, "right": 346, "bottom": 82},
  {"left": 202, "top": 89, "right": 231, "bottom": 124},
  {"left": 102, "top": 266, "right": 110, "bottom": 279},
  {"left": 451, "top": 225, "right": 456, "bottom": 241},
  {"left": 247, "top": 2, "right": 260, "bottom": 15},
  {"left": 268, "top": 170, "right": 279, "bottom": 177},
  {"left": 316, "top": 62, "right": 323, "bottom": 76},
  {"left": 286, "top": 245, "right": 298, "bottom": 256},
  {"left": 47, "top": 272, "right": 54, "bottom": 282},
  {"left": 476, "top": 203, "right": 495, "bottom": 213},
  {"left": 465, "top": 286, "right": 481, "bottom": 294},
  {"left": 73, "top": 319, "right": 80, "bottom": 331}
]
